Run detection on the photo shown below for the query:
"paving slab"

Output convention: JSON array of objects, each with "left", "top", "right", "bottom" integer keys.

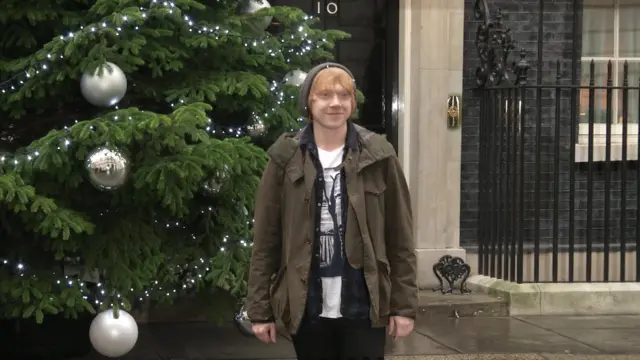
[
  {"left": 70, "top": 315, "right": 640, "bottom": 359},
  {"left": 145, "top": 322, "right": 297, "bottom": 359},
  {"left": 388, "top": 356, "right": 545, "bottom": 360},
  {"left": 415, "top": 317, "right": 600, "bottom": 354},
  {"left": 517, "top": 315, "right": 640, "bottom": 329},
  {"left": 417, "top": 291, "right": 509, "bottom": 321},
  {"left": 540, "top": 356, "right": 640, "bottom": 360},
  {"left": 75, "top": 322, "right": 456, "bottom": 359},
  {"left": 74, "top": 322, "right": 297, "bottom": 360},
  {"left": 385, "top": 332, "right": 457, "bottom": 356},
  {"left": 517, "top": 315, "right": 640, "bottom": 354},
  {"left": 151, "top": 357, "right": 640, "bottom": 360},
  {"left": 248, "top": 356, "right": 640, "bottom": 360},
  {"left": 389, "top": 356, "right": 640, "bottom": 360}
]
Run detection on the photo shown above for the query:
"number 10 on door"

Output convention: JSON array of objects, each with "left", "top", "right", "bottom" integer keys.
[{"left": 317, "top": 1, "right": 338, "bottom": 15}]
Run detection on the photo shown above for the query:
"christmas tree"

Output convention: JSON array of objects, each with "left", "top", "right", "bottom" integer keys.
[{"left": 0, "top": 0, "right": 348, "bottom": 356}]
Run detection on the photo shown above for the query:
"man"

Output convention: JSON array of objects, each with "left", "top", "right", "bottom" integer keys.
[{"left": 246, "top": 62, "right": 418, "bottom": 360}]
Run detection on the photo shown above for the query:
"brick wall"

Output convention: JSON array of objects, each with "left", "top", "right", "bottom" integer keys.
[{"left": 460, "top": 0, "right": 639, "bottom": 251}]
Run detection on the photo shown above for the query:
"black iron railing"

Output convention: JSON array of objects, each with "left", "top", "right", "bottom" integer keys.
[{"left": 478, "top": 59, "right": 640, "bottom": 283}]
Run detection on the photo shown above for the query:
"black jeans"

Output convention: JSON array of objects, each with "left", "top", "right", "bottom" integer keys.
[{"left": 290, "top": 317, "right": 386, "bottom": 360}]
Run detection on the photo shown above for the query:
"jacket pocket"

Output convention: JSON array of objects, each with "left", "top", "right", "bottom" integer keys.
[
  {"left": 364, "top": 176, "right": 387, "bottom": 259},
  {"left": 363, "top": 175, "right": 387, "bottom": 196},
  {"left": 376, "top": 258, "right": 391, "bottom": 317},
  {"left": 269, "top": 265, "right": 286, "bottom": 296},
  {"left": 364, "top": 176, "right": 386, "bottom": 231},
  {"left": 269, "top": 265, "right": 288, "bottom": 321}
]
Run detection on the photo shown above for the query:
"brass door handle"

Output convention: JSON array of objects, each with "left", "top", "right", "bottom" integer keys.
[{"left": 447, "top": 94, "right": 461, "bottom": 129}]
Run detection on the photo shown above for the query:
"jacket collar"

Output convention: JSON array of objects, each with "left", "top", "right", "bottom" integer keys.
[
  {"left": 265, "top": 122, "right": 396, "bottom": 184},
  {"left": 299, "top": 121, "right": 359, "bottom": 153}
]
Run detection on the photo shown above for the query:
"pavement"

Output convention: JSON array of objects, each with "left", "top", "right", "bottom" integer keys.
[{"left": 71, "top": 315, "right": 640, "bottom": 359}]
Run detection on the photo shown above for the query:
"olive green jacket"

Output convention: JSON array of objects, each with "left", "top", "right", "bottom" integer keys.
[{"left": 246, "top": 123, "right": 418, "bottom": 335}]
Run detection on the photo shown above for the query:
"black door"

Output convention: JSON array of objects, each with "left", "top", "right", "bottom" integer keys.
[{"left": 271, "top": 0, "right": 399, "bottom": 150}]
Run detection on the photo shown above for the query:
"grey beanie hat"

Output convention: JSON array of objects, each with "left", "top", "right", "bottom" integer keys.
[{"left": 297, "top": 62, "right": 356, "bottom": 117}]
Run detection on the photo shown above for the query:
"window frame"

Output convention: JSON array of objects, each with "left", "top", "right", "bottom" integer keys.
[{"left": 577, "top": 0, "right": 640, "bottom": 163}]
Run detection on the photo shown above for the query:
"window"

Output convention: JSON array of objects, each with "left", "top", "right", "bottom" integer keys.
[
  {"left": 581, "top": 0, "right": 640, "bottom": 124},
  {"left": 577, "top": 0, "right": 640, "bottom": 162}
]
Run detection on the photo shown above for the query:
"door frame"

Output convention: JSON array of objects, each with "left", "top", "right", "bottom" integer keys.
[
  {"left": 385, "top": 0, "right": 400, "bottom": 152},
  {"left": 396, "top": 0, "right": 413, "bottom": 176}
]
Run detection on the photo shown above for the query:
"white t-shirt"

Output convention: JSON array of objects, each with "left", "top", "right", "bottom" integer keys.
[{"left": 316, "top": 145, "right": 345, "bottom": 319}]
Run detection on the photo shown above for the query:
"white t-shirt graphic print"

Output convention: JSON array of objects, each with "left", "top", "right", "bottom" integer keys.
[{"left": 317, "top": 145, "right": 345, "bottom": 319}]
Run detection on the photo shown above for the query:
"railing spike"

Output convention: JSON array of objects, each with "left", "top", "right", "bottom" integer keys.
[{"left": 474, "top": 0, "right": 527, "bottom": 88}]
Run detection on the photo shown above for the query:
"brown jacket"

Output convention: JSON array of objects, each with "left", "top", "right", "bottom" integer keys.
[{"left": 246, "top": 123, "right": 417, "bottom": 334}]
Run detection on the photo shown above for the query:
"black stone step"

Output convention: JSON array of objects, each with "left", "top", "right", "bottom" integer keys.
[{"left": 417, "top": 290, "right": 509, "bottom": 324}]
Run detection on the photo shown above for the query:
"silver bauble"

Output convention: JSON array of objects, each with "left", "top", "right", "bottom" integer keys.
[
  {"left": 241, "top": 0, "right": 272, "bottom": 32},
  {"left": 247, "top": 122, "right": 265, "bottom": 137},
  {"left": 86, "top": 146, "right": 130, "bottom": 190},
  {"left": 81, "top": 62, "right": 128, "bottom": 107},
  {"left": 234, "top": 303, "right": 254, "bottom": 337},
  {"left": 89, "top": 309, "right": 138, "bottom": 358},
  {"left": 202, "top": 166, "right": 230, "bottom": 195},
  {"left": 202, "top": 178, "right": 222, "bottom": 195},
  {"left": 284, "top": 69, "right": 307, "bottom": 87}
]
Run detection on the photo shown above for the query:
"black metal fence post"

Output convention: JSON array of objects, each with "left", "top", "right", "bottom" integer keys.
[{"left": 471, "top": 0, "right": 640, "bottom": 285}]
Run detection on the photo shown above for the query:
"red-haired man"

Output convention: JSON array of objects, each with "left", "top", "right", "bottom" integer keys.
[{"left": 247, "top": 62, "right": 417, "bottom": 360}]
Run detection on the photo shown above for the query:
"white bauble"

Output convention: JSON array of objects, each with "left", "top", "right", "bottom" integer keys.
[
  {"left": 89, "top": 309, "right": 138, "bottom": 358},
  {"left": 80, "top": 62, "right": 127, "bottom": 107},
  {"left": 284, "top": 69, "right": 307, "bottom": 86},
  {"left": 241, "top": 0, "right": 272, "bottom": 32}
]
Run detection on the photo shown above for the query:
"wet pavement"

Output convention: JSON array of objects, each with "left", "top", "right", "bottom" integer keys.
[{"left": 73, "top": 315, "right": 640, "bottom": 359}]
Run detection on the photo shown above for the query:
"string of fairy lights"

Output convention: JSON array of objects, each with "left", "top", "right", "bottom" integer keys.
[
  {"left": 0, "top": 0, "right": 319, "bottom": 93},
  {"left": 0, "top": 201, "right": 254, "bottom": 306},
  {"left": 0, "top": 254, "right": 237, "bottom": 308},
  {"left": 0, "top": 180, "right": 256, "bottom": 307},
  {"left": 0, "top": 0, "right": 314, "bottom": 161},
  {"left": 0, "top": 0, "right": 314, "bottom": 309},
  {"left": 0, "top": 78, "right": 297, "bottom": 167}
]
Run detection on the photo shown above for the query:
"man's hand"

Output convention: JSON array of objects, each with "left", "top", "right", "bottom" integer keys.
[
  {"left": 252, "top": 322, "right": 277, "bottom": 344},
  {"left": 388, "top": 316, "right": 414, "bottom": 339}
]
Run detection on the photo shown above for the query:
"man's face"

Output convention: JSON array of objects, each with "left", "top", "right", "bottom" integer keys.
[{"left": 309, "top": 83, "right": 353, "bottom": 130}]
